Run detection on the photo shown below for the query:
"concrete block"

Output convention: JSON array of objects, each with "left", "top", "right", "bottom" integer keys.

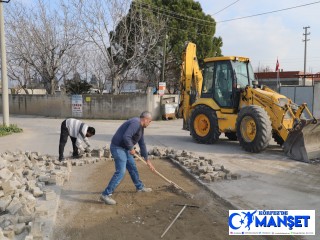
[
  {"left": 206, "top": 159, "right": 214, "bottom": 165},
  {"left": 2, "top": 180, "right": 18, "bottom": 195},
  {"left": 181, "top": 150, "right": 188, "bottom": 157},
  {"left": 3, "top": 230, "right": 14, "bottom": 239},
  {"left": 182, "top": 160, "right": 191, "bottom": 166},
  {"left": 18, "top": 205, "right": 33, "bottom": 216},
  {"left": 231, "top": 173, "right": 241, "bottom": 180},
  {"left": 30, "top": 221, "right": 43, "bottom": 237},
  {"left": 66, "top": 161, "right": 72, "bottom": 173},
  {"left": 46, "top": 162, "right": 55, "bottom": 171},
  {"left": 0, "top": 159, "right": 8, "bottom": 170},
  {"left": 224, "top": 174, "right": 232, "bottom": 180},
  {"left": 44, "top": 190, "right": 56, "bottom": 201},
  {"left": 47, "top": 176, "right": 57, "bottom": 185},
  {"left": 209, "top": 172, "right": 219, "bottom": 180},
  {"left": 38, "top": 155, "right": 47, "bottom": 161},
  {"left": 176, "top": 157, "right": 186, "bottom": 163},
  {"left": 25, "top": 235, "right": 34, "bottom": 240},
  {"left": 0, "top": 229, "right": 9, "bottom": 240},
  {"left": 74, "top": 161, "right": 84, "bottom": 166},
  {"left": 211, "top": 176, "right": 223, "bottom": 182},
  {"left": 14, "top": 223, "right": 26, "bottom": 235},
  {"left": 167, "top": 153, "right": 177, "bottom": 159},
  {"left": 217, "top": 171, "right": 226, "bottom": 178},
  {"left": 223, "top": 168, "right": 231, "bottom": 174},
  {"left": 18, "top": 215, "right": 34, "bottom": 224},
  {"left": 25, "top": 195, "right": 36, "bottom": 210},
  {"left": 199, "top": 173, "right": 211, "bottom": 183},
  {"left": 6, "top": 197, "right": 23, "bottom": 215},
  {"left": 213, "top": 164, "right": 224, "bottom": 171},
  {"left": 38, "top": 175, "right": 50, "bottom": 183},
  {"left": 206, "top": 166, "right": 214, "bottom": 173},
  {"left": 197, "top": 166, "right": 207, "bottom": 174},
  {"left": 32, "top": 187, "right": 43, "bottom": 198},
  {"left": 0, "top": 191, "right": 4, "bottom": 197},
  {"left": 104, "top": 149, "right": 111, "bottom": 158},
  {"left": 0, "top": 168, "right": 13, "bottom": 181},
  {"left": 36, "top": 182, "right": 45, "bottom": 190},
  {"left": 0, "top": 195, "right": 12, "bottom": 212}
]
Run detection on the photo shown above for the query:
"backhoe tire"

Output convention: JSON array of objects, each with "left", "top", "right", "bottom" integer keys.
[
  {"left": 272, "top": 131, "right": 284, "bottom": 146},
  {"left": 190, "top": 105, "right": 220, "bottom": 144},
  {"left": 236, "top": 106, "right": 272, "bottom": 153},
  {"left": 225, "top": 132, "right": 238, "bottom": 141}
]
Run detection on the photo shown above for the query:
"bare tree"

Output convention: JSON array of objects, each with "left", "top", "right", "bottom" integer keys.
[
  {"left": 72, "top": 0, "right": 165, "bottom": 94},
  {"left": 5, "top": 0, "right": 82, "bottom": 94}
]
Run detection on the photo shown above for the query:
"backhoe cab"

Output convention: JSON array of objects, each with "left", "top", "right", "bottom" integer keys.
[{"left": 179, "top": 42, "right": 320, "bottom": 162}]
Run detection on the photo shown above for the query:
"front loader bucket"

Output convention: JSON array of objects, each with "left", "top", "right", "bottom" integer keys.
[{"left": 283, "top": 119, "right": 320, "bottom": 162}]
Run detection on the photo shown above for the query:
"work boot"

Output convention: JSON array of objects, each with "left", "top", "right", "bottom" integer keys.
[
  {"left": 72, "top": 155, "right": 82, "bottom": 159},
  {"left": 137, "top": 187, "right": 152, "bottom": 193},
  {"left": 59, "top": 157, "right": 65, "bottom": 162},
  {"left": 100, "top": 194, "right": 116, "bottom": 205}
]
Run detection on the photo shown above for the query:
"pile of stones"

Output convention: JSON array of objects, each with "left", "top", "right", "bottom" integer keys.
[
  {"left": 0, "top": 151, "right": 71, "bottom": 239},
  {"left": 0, "top": 147, "right": 111, "bottom": 240},
  {"left": 148, "top": 147, "right": 241, "bottom": 183}
]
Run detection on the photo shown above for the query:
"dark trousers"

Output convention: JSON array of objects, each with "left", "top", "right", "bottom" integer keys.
[{"left": 59, "top": 120, "right": 78, "bottom": 160}]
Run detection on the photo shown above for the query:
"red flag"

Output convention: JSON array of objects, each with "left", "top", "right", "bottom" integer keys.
[{"left": 275, "top": 58, "right": 280, "bottom": 72}]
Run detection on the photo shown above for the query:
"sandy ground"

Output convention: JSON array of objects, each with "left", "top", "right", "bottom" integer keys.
[
  {"left": 0, "top": 115, "right": 315, "bottom": 239},
  {"left": 52, "top": 158, "right": 299, "bottom": 240}
]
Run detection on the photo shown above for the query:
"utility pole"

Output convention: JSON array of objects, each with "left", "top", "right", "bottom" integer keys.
[
  {"left": 302, "top": 26, "right": 310, "bottom": 86},
  {"left": 161, "top": 34, "right": 168, "bottom": 83},
  {"left": 0, "top": 0, "right": 10, "bottom": 126}
]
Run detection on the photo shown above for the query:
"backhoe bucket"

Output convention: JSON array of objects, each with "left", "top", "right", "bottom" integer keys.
[{"left": 283, "top": 119, "right": 320, "bottom": 162}]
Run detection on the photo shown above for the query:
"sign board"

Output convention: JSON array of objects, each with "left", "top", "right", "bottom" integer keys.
[
  {"left": 159, "top": 82, "right": 166, "bottom": 96},
  {"left": 71, "top": 95, "right": 83, "bottom": 117}
]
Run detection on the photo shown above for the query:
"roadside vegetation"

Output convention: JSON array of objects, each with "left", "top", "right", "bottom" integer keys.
[
  {"left": 5, "top": 0, "right": 221, "bottom": 95},
  {"left": 0, "top": 124, "right": 23, "bottom": 137}
]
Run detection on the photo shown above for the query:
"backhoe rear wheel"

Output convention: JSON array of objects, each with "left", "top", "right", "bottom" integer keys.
[
  {"left": 236, "top": 106, "right": 272, "bottom": 153},
  {"left": 190, "top": 105, "right": 220, "bottom": 144}
]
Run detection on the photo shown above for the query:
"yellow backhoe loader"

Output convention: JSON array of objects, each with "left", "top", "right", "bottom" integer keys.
[{"left": 178, "top": 42, "right": 320, "bottom": 162}]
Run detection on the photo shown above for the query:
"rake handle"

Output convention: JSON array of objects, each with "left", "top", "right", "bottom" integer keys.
[
  {"left": 161, "top": 204, "right": 187, "bottom": 238},
  {"left": 134, "top": 154, "right": 185, "bottom": 191}
]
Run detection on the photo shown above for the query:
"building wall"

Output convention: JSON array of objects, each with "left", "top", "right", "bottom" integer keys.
[
  {"left": 314, "top": 83, "right": 320, "bottom": 118},
  {"left": 0, "top": 88, "right": 165, "bottom": 120}
]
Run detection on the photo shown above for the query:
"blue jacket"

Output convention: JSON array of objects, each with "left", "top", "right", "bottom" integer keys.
[{"left": 111, "top": 117, "right": 148, "bottom": 160}]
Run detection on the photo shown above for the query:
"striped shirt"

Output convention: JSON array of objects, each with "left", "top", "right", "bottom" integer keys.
[{"left": 66, "top": 118, "right": 90, "bottom": 150}]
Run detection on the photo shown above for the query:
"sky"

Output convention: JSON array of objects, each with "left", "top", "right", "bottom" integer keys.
[
  {"left": 5, "top": 0, "right": 320, "bottom": 74},
  {"left": 197, "top": 0, "right": 320, "bottom": 73}
]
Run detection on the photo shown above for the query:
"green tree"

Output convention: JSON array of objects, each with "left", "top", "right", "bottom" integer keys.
[
  {"left": 131, "top": 0, "right": 223, "bottom": 92},
  {"left": 65, "top": 73, "right": 92, "bottom": 94}
]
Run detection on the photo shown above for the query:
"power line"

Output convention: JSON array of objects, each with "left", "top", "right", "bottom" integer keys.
[
  {"left": 133, "top": 1, "right": 215, "bottom": 25},
  {"left": 138, "top": 18, "right": 214, "bottom": 37},
  {"left": 213, "top": 0, "right": 240, "bottom": 15},
  {"left": 135, "top": 3, "right": 215, "bottom": 29},
  {"left": 217, "top": 1, "right": 320, "bottom": 23}
]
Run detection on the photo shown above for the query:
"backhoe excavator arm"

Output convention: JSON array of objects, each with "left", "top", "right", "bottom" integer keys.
[{"left": 178, "top": 42, "right": 203, "bottom": 130}]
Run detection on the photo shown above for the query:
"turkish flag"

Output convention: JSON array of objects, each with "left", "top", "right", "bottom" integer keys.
[{"left": 275, "top": 59, "right": 280, "bottom": 72}]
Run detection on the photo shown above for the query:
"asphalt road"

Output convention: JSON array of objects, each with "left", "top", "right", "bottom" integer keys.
[{"left": 1, "top": 115, "right": 319, "bottom": 239}]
